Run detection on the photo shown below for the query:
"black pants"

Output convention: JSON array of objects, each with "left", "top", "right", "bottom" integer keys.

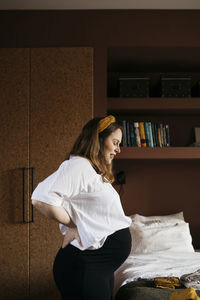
[{"left": 53, "top": 227, "right": 132, "bottom": 300}]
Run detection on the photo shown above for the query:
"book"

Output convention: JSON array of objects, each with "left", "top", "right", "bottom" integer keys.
[
  {"left": 134, "top": 122, "right": 141, "bottom": 147},
  {"left": 162, "top": 124, "right": 167, "bottom": 147},
  {"left": 144, "top": 122, "right": 150, "bottom": 147},
  {"left": 122, "top": 120, "right": 127, "bottom": 146},
  {"left": 151, "top": 123, "right": 157, "bottom": 147},
  {"left": 148, "top": 122, "right": 154, "bottom": 147},
  {"left": 126, "top": 121, "right": 131, "bottom": 146},
  {"left": 157, "top": 124, "right": 162, "bottom": 147},
  {"left": 165, "top": 124, "right": 170, "bottom": 147},
  {"left": 194, "top": 127, "right": 200, "bottom": 143},
  {"left": 160, "top": 123, "right": 164, "bottom": 147},
  {"left": 139, "top": 122, "right": 147, "bottom": 147},
  {"left": 130, "top": 122, "right": 137, "bottom": 146}
]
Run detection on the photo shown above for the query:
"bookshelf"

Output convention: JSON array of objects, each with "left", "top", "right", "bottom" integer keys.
[
  {"left": 108, "top": 97, "right": 200, "bottom": 159},
  {"left": 107, "top": 47, "right": 200, "bottom": 160}
]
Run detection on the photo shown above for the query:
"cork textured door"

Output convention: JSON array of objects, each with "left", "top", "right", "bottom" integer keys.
[
  {"left": 0, "top": 47, "right": 93, "bottom": 300},
  {"left": 0, "top": 48, "right": 30, "bottom": 300},
  {"left": 29, "top": 48, "right": 93, "bottom": 300}
]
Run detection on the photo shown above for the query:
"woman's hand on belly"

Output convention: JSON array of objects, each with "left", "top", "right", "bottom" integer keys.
[{"left": 62, "top": 227, "right": 83, "bottom": 249}]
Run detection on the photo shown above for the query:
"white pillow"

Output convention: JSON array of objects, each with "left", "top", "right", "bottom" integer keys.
[
  {"left": 130, "top": 222, "right": 194, "bottom": 254},
  {"left": 130, "top": 211, "right": 185, "bottom": 227}
]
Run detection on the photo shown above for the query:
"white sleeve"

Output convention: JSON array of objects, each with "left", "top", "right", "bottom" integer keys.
[{"left": 31, "top": 159, "right": 86, "bottom": 206}]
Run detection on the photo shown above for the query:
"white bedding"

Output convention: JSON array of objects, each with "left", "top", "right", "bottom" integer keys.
[{"left": 114, "top": 251, "right": 200, "bottom": 296}]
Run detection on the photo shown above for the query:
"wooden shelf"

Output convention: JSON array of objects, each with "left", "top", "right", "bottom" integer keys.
[
  {"left": 108, "top": 98, "right": 200, "bottom": 159},
  {"left": 108, "top": 97, "right": 200, "bottom": 114},
  {"left": 116, "top": 147, "right": 200, "bottom": 160}
]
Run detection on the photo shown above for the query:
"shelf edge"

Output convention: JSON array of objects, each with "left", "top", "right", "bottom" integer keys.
[{"left": 115, "top": 147, "right": 200, "bottom": 159}]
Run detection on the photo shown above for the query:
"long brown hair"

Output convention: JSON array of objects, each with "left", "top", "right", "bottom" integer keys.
[{"left": 69, "top": 117, "right": 123, "bottom": 183}]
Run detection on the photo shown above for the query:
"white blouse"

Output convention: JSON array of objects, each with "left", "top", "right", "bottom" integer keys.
[{"left": 31, "top": 156, "right": 131, "bottom": 250}]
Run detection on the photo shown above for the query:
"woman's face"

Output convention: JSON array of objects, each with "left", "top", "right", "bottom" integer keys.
[{"left": 104, "top": 128, "right": 122, "bottom": 164}]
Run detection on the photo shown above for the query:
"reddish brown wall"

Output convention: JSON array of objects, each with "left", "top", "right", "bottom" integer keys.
[{"left": 1, "top": 10, "right": 200, "bottom": 247}]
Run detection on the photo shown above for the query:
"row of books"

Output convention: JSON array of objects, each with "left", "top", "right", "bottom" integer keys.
[{"left": 121, "top": 120, "right": 170, "bottom": 147}]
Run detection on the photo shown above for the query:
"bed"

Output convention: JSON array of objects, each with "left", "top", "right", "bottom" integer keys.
[{"left": 114, "top": 212, "right": 200, "bottom": 300}]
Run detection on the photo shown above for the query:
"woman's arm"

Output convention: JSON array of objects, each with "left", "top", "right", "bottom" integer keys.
[
  {"left": 32, "top": 199, "right": 74, "bottom": 227},
  {"left": 32, "top": 199, "right": 82, "bottom": 248}
]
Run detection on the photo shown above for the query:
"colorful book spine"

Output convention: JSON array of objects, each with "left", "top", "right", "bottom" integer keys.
[
  {"left": 163, "top": 124, "right": 167, "bottom": 147},
  {"left": 148, "top": 122, "right": 154, "bottom": 147},
  {"left": 160, "top": 123, "right": 164, "bottom": 147},
  {"left": 121, "top": 120, "right": 170, "bottom": 148},
  {"left": 165, "top": 124, "right": 170, "bottom": 147},
  {"left": 130, "top": 122, "right": 137, "bottom": 146},
  {"left": 144, "top": 122, "right": 151, "bottom": 147},
  {"left": 122, "top": 120, "right": 127, "bottom": 146},
  {"left": 157, "top": 124, "right": 162, "bottom": 147},
  {"left": 139, "top": 122, "right": 147, "bottom": 147},
  {"left": 126, "top": 121, "right": 131, "bottom": 146},
  {"left": 134, "top": 122, "right": 141, "bottom": 147},
  {"left": 151, "top": 123, "right": 157, "bottom": 147}
]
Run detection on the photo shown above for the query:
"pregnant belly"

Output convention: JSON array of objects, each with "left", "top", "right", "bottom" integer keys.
[
  {"left": 81, "top": 227, "right": 132, "bottom": 272},
  {"left": 104, "top": 227, "right": 132, "bottom": 268}
]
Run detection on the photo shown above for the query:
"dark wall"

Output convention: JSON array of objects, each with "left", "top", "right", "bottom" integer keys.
[
  {"left": 1, "top": 10, "right": 200, "bottom": 47},
  {"left": 1, "top": 10, "right": 200, "bottom": 115}
]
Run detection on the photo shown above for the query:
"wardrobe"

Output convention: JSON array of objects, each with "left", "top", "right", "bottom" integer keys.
[{"left": 0, "top": 47, "right": 93, "bottom": 300}]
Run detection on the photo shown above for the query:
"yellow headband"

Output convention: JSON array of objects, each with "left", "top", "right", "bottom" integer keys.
[{"left": 98, "top": 115, "right": 116, "bottom": 133}]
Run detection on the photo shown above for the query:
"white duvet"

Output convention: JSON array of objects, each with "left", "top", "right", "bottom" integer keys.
[{"left": 114, "top": 251, "right": 200, "bottom": 296}]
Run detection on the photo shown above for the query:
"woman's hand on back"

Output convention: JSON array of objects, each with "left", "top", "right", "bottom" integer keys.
[{"left": 62, "top": 227, "right": 83, "bottom": 249}]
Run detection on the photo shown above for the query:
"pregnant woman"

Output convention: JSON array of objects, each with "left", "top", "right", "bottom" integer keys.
[{"left": 31, "top": 115, "right": 132, "bottom": 300}]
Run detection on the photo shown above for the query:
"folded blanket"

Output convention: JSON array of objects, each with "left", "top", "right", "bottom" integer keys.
[
  {"left": 168, "top": 286, "right": 200, "bottom": 300},
  {"left": 181, "top": 269, "right": 200, "bottom": 290},
  {"left": 154, "top": 277, "right": 181, "bottom": 289}
]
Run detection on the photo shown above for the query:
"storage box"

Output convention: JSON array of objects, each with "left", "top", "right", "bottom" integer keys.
[
  {"left": 119, "top": 77, "right": 149, "bottom": 97},
  {"left": 161, "top": 76, "right": 191, "bottom": 98},
  {"left": 192, "top": 81, "right": 200, "bottom": 97}
]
